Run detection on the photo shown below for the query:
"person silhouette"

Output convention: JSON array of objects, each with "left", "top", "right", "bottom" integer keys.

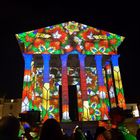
[
  {"left": 136, "top": 128, "right": 140, "bottom": 140},
  {"left": 85, "top": 130, "right": 93, "bottom": 140},
  {"left": 72, "top": 126, "right": 86, "bottom": 140},
  {"left": 39, "top": 118, "right": 64, "bottom": 140},
  {"left": 0, "top": 115, "right": 20, "bottom": 140}
]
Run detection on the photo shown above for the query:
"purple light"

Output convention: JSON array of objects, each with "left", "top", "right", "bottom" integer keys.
[
  {"left": 95, "top": 55, "right": 104, "bottom": 86},
  {"left": 42, "top": 54, "right": 50, "bottom": 83}
]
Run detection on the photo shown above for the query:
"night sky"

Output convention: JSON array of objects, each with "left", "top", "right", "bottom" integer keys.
[{"left": 0, "top": 1, "right": 139, "bottom": 103}]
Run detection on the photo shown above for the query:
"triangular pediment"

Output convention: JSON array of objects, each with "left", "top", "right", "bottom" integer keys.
[{"left": 16, "top": 21, "right": 125, "bottom": 55}]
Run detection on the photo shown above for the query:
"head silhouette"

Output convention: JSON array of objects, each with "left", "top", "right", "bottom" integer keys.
[
  {"left": 39, "top": 118, "right": 63, "bottom": 140},
  {"left": 0, "top": 115, "right": 20, "bottom": 140},
  {"left": 109, "top": 107, "right": 125, "bottom": 125},
  {"left": 103, "top": 128, "right": 125, "bottom": 140}
]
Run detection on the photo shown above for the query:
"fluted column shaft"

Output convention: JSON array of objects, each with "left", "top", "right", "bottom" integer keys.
[
  {"left": 42, "top": 54, "right": 51, "bottom": 119},
  {"left": 105, "top": 61, "right": 117, "bottom": 108},
  {"left": 111, "top": 55, "right": 126, "bottom": 109},
  {"left": 95, "top": 55, "right": 109, "bottom": 120},
  {"left": 78, "top": 54, "right": 89, "bottom": 121},
  {"left": 61, "top": 54, "right": 70, "bottom": 121},
  {"left": 22, "top": 54, "right": 33, "bottom": 111}
]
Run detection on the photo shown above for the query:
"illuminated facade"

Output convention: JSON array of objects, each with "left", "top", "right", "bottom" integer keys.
[{"left": 16, "top": 21, "right": 126, "bottom": 122}]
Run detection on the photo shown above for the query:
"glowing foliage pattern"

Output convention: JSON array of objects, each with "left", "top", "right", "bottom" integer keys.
[{"left": 16, "top": 21, "right": 124, "bottom": 55}]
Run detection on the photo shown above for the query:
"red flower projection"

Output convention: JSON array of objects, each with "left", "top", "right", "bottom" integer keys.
[
  {"left": 85, "top": 42, "right": 94, "bottom": 51},
  {"left": 50, "top": 41, "right": 61, "bottom": 50},
  {"left": 99, "top": 40, "right": 108, "bottom": 48},
  {"left": 107, "top": 78, "right": 113, "bottom": 88},
  {"left": 25, "top": 35, "right": 34, "bottom": 42},
  {"left": 118, "top": 93, "right": 126, "bottom": 109},
  {"left": 46, "top": 26, "right": 67, "bottom": 43},
  {"left": 37, "top": 28, "right": 44, "bottom": 33},
  {"left": 98, "top": 86, "right": 107, "bottom": 93},
  {"left": 34, "top": 38, "right": 45, "bottom": 47},
  {"left": 64, "top": 45, "right": 74, "bottom": 53},
  {"left": 100, "top": 103, "right": 108, "bottom": 119},
  {"left": 81, "top": 27, "right": 99, "bottom": 41},
  {"left": 33, "top": 97, "right": 41, "bottom": 106},
  {"left": 16, "top": 21, "right": 124, "bottom": 55},
  {"left": 90, "top": 95, "right": 99, "bottom": 104},
  {"left": 109, "top": 38, "right": 117, "bottom": 45},
  {"left": 89, "top": 108, "right": 94, "bottom": 115}
]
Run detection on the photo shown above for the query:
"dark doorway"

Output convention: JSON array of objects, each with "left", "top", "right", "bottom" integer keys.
[{"left": 59, "top": 85, "right": 78, "bottom": 121}]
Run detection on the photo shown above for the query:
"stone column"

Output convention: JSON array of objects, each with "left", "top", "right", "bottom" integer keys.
[
  {"left": 60, "top": 54, "right": 70, "bottom": 121},
  {"left": 42, "top": 54, "right": 51, "bottom": 119},
  {"left": 95, "top": 55, "right": 109, "bottom": 120},
  {"left": 22, "top": 54, "right": 33, "bottom": 112},
  {"left": 105, "top": 61, "right": 117, "bottom": 108},
  {"left": 111, "top": 55, "right": 126, "bottom": 109},
  {"left": 78, "top": 54, "right": 89, "bottom": 121}
]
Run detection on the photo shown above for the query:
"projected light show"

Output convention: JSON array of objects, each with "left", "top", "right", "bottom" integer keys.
[{"left": 16, "top": 21, "right": 126, "bottom": 122}]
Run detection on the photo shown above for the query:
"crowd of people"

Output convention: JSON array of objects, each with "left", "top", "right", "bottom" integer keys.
[{"left": 0, "top": 107, "right": 139, "bottom": 140}]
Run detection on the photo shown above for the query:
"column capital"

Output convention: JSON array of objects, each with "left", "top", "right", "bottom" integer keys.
[
  {"left": 78, "top": 53, "right": 86, "bottom": 59},
  {"left": 23, "top": 53, "right": 33, "bottom": 70},
  {"left": 94, "top": 55, "right": 104, "bottom": 86},
  {"left": 42, "top": 54, "right": 51, "bottom": 61},
  {"left": 94, "top": 54, "right": 103, "bottom": 61},
  {"left": 42, "top": 54, "right": 50, "bottom": 83},
  {"left": 111, "top": 54, "right": 120, "bottom": 66},
  {"left": 60, "top": 54, "right": 68, "bottom": 60},
  {"left": 78, "top": 54, "right": 88, "bottom": 100}
]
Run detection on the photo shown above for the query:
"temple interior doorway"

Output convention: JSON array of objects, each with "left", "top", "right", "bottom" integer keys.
[{"left": 59, "top": 85, "right": 78, "bottom": 121}]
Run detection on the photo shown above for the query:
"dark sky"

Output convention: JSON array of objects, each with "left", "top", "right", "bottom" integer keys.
[{"left": 0, "top": 0, "right": 139, "bottom": 103}]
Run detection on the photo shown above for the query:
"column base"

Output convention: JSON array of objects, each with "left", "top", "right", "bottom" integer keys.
[
  {"left": 61, "top": 111, "right": 71, "bottom": 122},
  {"left": 61, "top": 119, "right": 72, "bottom": 122}
]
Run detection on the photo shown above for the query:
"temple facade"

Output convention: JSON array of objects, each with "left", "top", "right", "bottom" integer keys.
[{"left": 16, "top": 21, "right": 126, "bottom": 122}]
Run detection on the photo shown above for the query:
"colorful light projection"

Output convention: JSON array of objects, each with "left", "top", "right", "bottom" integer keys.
[
  {"left": 31, "top": 67, "right": 43, "bottom": 111},
  {"left": 105, "top": 62, "right": 117, "bottom": 108},
  {"left": 94, "top": 55, "right": 110, "bottom": 120},
  {"left": 16, "top": 21, "right": 126, "bottom": 122},
  {"left": 21, "top": 59, "right": 125, "bottom": 121},
  {"left": 60, "top": 54, "right": 70, "bottom": 121},
  {"left": 78, "top": 54, "right": 89, "bottom": 121},
  {"left": 86, "top": 67, "right": 101, "bottom": 121},
  {"left": 22, "top": 54, "right": 33, "bottom": 112},
  {"left": 16, "top": 21, "right": 124, "bottom": 55},
  {"left": 41, "top": 54, "right": 51, "bottom": 119},
  {"left": 111, "top": 55, "right": 126, "bottom": 109}
]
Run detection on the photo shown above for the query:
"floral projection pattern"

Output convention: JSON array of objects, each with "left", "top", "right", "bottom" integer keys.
[
  {"left": 105, "top": 63, "right": 117, "bottom": 108},
  {"left": 16, "top": 21, "right": 124, "bottom": 55},
  {"left": 16, "top": 21, "right": 126, "bottom": 122},
  {"left": 86, "top": 67, "right": 108, "bottom": 121}
]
